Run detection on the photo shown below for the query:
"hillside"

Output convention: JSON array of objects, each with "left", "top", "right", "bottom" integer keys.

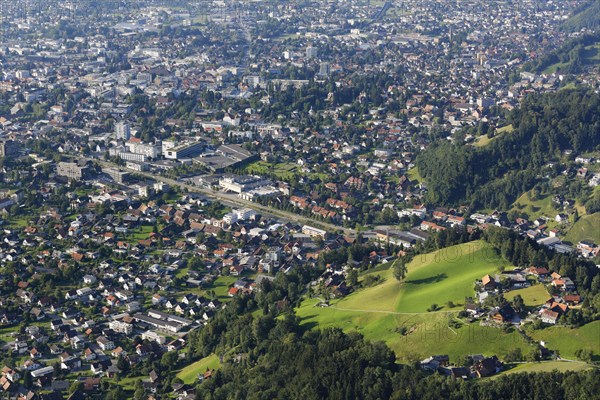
[
  {"left": 561, "top": 1, "right": 600, "bottom": 33},
  {"left": 296, "top": 241, "right": 534, "bottom": 361},
  {"left": 526, "top": 321, "right": 600, "bottom": 360},
  {"left": 563, "top": 212, "right": 600, "bottom": 245},
  {"left": 522, "top": 33, "right": 600, "bottom": 74},
  {"left": 416, "top": 89, "right": 600, "bottom": 209}
]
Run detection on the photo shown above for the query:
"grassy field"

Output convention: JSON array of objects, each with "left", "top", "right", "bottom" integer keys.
[
  {"left": 244, "top": 160, "right": 329, "bottom": 182},
  {"left": 496, "top": 361, "right": 594, "bottom": 377},
  {"left": 526, "top": 321, "right": 600, "bottom": 361},
  {"left": 175, "top": 274, "right": 240, "bottom": 301},
  {"left": 563, "top": 213, "right": 600, "bottom": 245},
  {"left": 331, "top": 241, "right": 504, "bottom": 313},
  {"left": 543, "top": 43, "right": 600, "bottom": 74},
  {"left": 407, "top": 167, "right": 423, "bottom": 183},
  {"left": 474, "top": 125, "right": 514, "bottom": 147},
  {"left": 505, "top": 285, "right": 549, "bottom": 307},
  {"left": 296, "top": 241, "right": 532, "bottom": 362},
  {"left": 126, "top": 224, "right": 155, "bottom": 242},
  {"left": 297, "top": 298, "right": 531, "bottom": 362},
  {"left": 176, "top": 354, "right": 221, "bottom": 384},
  {"left": 212, "top": 275, "right": 239, "bottom": 299},
  {"left": 511, "top": 191, "right": 560, "bottom": 224}
]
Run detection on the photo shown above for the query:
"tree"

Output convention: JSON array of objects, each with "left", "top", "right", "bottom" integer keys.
[
  {"left": 348, "top": 269, "right": 358, "bottom": 287},
  {"left": 160, "top": 351, "right": 179, "bottom": 371},
  {"left": 105, "top": 385, "right": 125, "bottom": 400},
  {"left": 133, "top": 379, "right": 145, "bottom": 400},
  {"left": 393, "top": 261, "right": 407, "bottom": 281},
  {"left": 512, "top": 294, "right": 525, "bottom": 314},
  {"left": 116, "top": 355, "right": 129, "bottom": 374},
  {"left": 69, "top": 381, "right": 84, "bottom": 394},
  {"left": 527, "top": 348, "right": 541, "bottom": 362},
  {"left": 23, "top": 371, "right": 32, "bottom": 389}
]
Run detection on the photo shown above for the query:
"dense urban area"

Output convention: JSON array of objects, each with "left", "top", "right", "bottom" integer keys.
[{"left": 0, "top": 0, "right": 598, "bottom": 399}]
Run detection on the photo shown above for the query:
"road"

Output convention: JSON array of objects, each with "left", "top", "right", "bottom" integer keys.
[{"left": 87, "top": 157, "right": 355, "bottom": 236}]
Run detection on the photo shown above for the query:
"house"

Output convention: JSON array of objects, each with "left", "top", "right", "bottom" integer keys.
[
  {"left": 450, "top": 367, "right": 470, "bottom": 380},
  {"left": 527, "top": 266, "right": 549, "bottom": 277},
  {"left": 96, "top": 336, "right": 115, "bottom": 351},
  {"left": 473, "top": 356, "right": 502, "bottom": 377},
  {"left": 90, "top": 362, "right": 105, "bottom": 374},
  {"left": 551, "top": 277, "right": 576, "bottom": 291},
  {"left": 106, "top": 365, "right": 119, "bottom": 378},
  {"left": 149, "top": 370, "right": 160, "bottom": 383},
  {"left": 465, "top": 303, "right": 483, "bottom": 317},
  {"left": 83, "top": 348, "right": 97, "bottom": 361},
  {"left": 563, "top": 294, "right": 581, "bottom": 305},
  {"left": 61, "top": 357, "right": 82, "bottom": 371},
  {"left": 481, "top": 274, "right": 496, "bottom": 291},
  {"left": 491, "top": 304, "right": 514, "bottom": 324},
  {"left": 83, "top": 377, "right": 101, "bottom": 391},
  {"left": 540, "top": 309, "right": 559, "bottom": 324},
  {"left": 419, "top": 355, "right": 449, "bottom": 371},
  {"left": 111, "top": 347, "right": 126, "bottom": 358}
]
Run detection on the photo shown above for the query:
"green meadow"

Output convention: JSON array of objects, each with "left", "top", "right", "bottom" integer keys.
[
  {"left": 333, "top": 241, "right": 506, "bottom": 313},
  {"left": 526, "top": 321, "right": 600, "bottom": 360},
  {"left": 505, "top": 285, "right": 549, "bottom": 307},
  {"left": 296, "top": 241, "right": 533, "bottom": 362},
  {"left": 176, "top": 354, "right": 221, "bottom": 384},
  {"left": 563, "top": 212, "right": 600, "bottom": 245}
]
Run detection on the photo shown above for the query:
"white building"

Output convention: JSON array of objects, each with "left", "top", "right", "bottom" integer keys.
[
  {"left": 126, "top": 141, "right": 159, "bottom": 159},
  {"left": 108, "top": 320, "right": 133, "bottom": 335},
  {"left": 141, "top": 330, "right": 166, "bottom": 344},
  {"left": 234, "top": 208, "right": 257, "bottom": 221},
  {"left": 115, "top": 122, "right": 131, "bottom": 141}
]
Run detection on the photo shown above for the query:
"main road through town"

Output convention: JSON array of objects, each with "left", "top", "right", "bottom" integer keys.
[{"left": 85, "top": 157, "right": 356, "bottom": 237}]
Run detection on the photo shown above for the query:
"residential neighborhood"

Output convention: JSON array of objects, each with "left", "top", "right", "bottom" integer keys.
[{"left": 0, "top": 0, "right": 597, "bottom": 398}]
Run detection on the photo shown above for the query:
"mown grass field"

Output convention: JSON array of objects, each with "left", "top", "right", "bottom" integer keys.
[
  {"left": 474, "top": 125, "right": 514, "bottom": 147},
  {"left": 563, "top": 212, "right": 600, "bottom": 245},
  {"left": 496, "top": 361, "right": 594, "bottom": 377},
  {"left": 176, "top": 354, "right": 221, "bottom": 384},
  {"left": 297, "top": 298, "right": 531, "bottom": 362},
  {"left": 331, "top": 241, "right": 507, "bottom": 313},
  {"left": 505, "top": 285, "right": 549, "bottom": 307},
  {"left": 407, "top": 167, "right": 423, "bottom": 183},
  {"left": 543, "top": 42, "right": 600, "bottom": 74},
  {"left": 174, "top": 275, "right": 240, "bottom": 301},
  {"left": 296, "top": 241, "right": 533, "bottom": 362}
]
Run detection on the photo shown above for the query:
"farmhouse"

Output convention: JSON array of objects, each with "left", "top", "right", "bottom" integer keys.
[{"left": 540, "top": 309, "right": 559, "bottom": 324}]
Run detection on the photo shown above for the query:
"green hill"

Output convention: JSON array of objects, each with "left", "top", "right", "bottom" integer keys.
[
  {"left": 526, "top": 321, "right": 600, "bottom": 361},
  {"left": 335, "top": 240, "right": 508, "bottom": 313},
  {"left": 564, "top": 212, "right": 600, "bottom": 245},
  {"left": 416, "top": 89, "right": 600, "bottom": 210},
  {"left": 296, "top": 241, "right": 533, "bottom": 362},
  {"left": 176, "top": 354, "right": 220, "bottom": 384},
  {"left": 561, "top": 1, "right": 600, "bottom": 32}
]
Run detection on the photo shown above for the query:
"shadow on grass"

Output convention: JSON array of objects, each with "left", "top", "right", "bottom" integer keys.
[
  {"left": 501, "top": 363, "right": 521, "bottom": 373},
  {"left": 298, "top": 316, "right": 319, "bottom": 332},
  {"left": 406, "top": 273, "right": 448, "bottom": 285}
]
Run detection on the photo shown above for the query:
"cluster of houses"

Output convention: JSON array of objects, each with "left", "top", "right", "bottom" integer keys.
[
  {"left": 0, "top": 173, "right": 380, "bottom": 398},
  {"left": 421, "top": 354, "right": 504, "bottom": 379},
  {"left": 472, "top": 267, "right": 582, "bottom": 326}
]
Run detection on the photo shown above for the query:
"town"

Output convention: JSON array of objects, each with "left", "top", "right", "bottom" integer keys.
[{"left": 0, "top": 0, "right": 598, "bottom": 399}]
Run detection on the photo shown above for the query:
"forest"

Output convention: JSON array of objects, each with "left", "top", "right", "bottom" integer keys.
[
  {"left": 522, "top": 33, "right": 600, "bottom": 74},
  {"left": 416, "top": 89, "right": 600, "bottom": 210},
  {"left": 189, "top": 308, "right": 600, "bottom": 400}
]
